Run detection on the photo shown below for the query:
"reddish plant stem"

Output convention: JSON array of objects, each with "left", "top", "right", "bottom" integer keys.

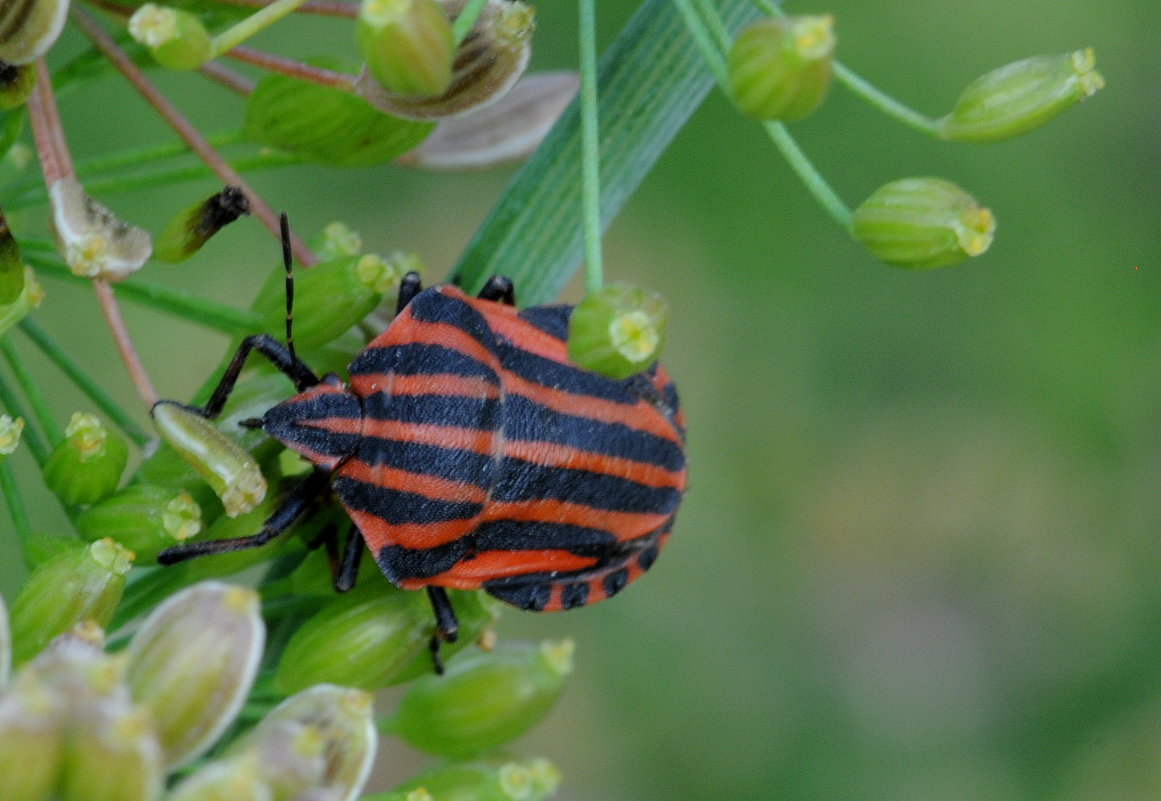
[
  {"left": 198, "top": 61, "right": 258, "bottom": 95},
  {"left": 226, "top": 46, "right": 356, "bottom": 91},
  {"left": 70, "top": 7, "right": 318, "bottom": 267},
  {"left": 27, "top": 59, "right": 159, "bottom": 407}
]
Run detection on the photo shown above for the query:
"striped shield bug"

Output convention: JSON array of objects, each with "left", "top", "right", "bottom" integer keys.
[{"left": 158, "top": 215, "right": 686, "bottom": 668}]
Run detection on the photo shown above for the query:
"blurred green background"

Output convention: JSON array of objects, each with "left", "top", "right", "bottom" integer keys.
[{"left": 3, "top": 1, "right": 1160, "bottom": 799}]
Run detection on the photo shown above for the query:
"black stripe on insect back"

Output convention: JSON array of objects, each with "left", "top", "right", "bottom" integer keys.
[
  {"left": 362, "top": 391, "right": 503, "bottom": 432},
  {"left": 498, "top": 345, "right": 645, "bottom": 405},
  {"left": 349, "top": 343, "right": 500, "bottom": 384},
  {"left": 406, "top": 289, "right": 498, "bottom": 354},
  {"left": 503, "top": 394, "right": 684, "bottom": 472},
  {"left": 493, "top": 457, "right": 683, "bottom": 514},
  {"left": 353, "top": 437, "right": 497, "bottom": 489},
  {"left": 376, "top": 539, "right": 470, "bottom": 582},
  {"left": 515, "top": 305, "right": 571, "bottom": 341},
  {"left": 473, "top": 519, "right": 617, "bottom": 554},
  {"left": 332, "top": 476, "right": 484, "bottom": 525}
]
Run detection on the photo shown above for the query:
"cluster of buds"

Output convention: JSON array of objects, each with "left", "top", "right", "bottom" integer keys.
[{"left": 0, "top": 581, "right": 378, "bottom": 801}]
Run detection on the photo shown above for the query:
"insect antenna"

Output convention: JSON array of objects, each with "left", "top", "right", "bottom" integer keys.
[{"left": 278, "top": 213, "right": 301, "bottom": 379}]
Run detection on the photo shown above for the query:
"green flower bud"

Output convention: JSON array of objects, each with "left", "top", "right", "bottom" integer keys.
[
  {"left": 391, "top": 640, "right": 574, "bottom": 758},
  {"left": 60, "top": 697, "right": 164, "bottom": 801},
  {"left": 10, "top": 541, "right": 131, "bottom": 666},
  {"left": 230, "top": 685, "right": 376, "bottom": 801},
  {"left": 77, "top": 484, "right": 201, "bottom": 565},
  {"left": 275, "top": 586, "right": 433, "bottom": 694},
  {"left": 43, "top": 412, "right": 129, "bottom": 506},
  {"left": 0, "top": 671, "right": 67, "bottom": 801},
  {"left": 50, "top": 177, "right": 152, "bottom": 281},
  {"left": 851, "top": 176, "right": 996, "bottom": 269},
  {"left": 938, "top": 49, "right": 1105, "bottom": 143},
  {"left": 155, "top": 186, "right": 250, "bottom": 263},
  {"left": 128, "top": 4, "right": 213, "bottom": 71},
  {"left": 567, "top": 284, "right": 669, "bottom": 380},
  {"left": 151, "top": 401, "right": 267, "bottom": 518},
  {"left": 728, "top": 15, "right": 835, "bottom": 122},
  {"left": 0, "top": 413, "right": 23, "bottom": 459},
  {"left": 0, "top": 265, "right": 43, "bottom": 338},
  {"left": 372, "top": 757, "right": 562, "bottom": 801},
  {"left": 126, "top": 582, "right": 264, "bottom": 769},
  {"left": 388, "top": 590, "right": 502, "bottom": 685},
  {"left": 0, "top": 208, "right": 24, "bottom": 304},
  {"left": 358, "top": 0, "right": 455, "bottom": 98},
  {"left": 251, "top": 253, "right": 404, "bottom": 349},
  {"left": 244, "top": 62, "right": 435, "bottom": 167},
  {"left": 356, "top": 0, "right": 534, "bottom": 121},
  {"left": 313, "top": 221, "right": 364, "bottom": 261},
  {"left": 164, "top": 753, "right": 270, "bottom": 801},
  {"left": 0, "top": 0, "right": 68, "bottom": 65}
]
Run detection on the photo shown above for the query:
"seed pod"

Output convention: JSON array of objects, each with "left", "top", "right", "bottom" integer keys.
[
  {"left": 357, "top": 0, "right": 455, "bottom": 98},
  {"left": 0, "top": 207, "right": 24, "bottom": 304},
  {"left": 164, "top": 753, "right": 271, "bottom": 801},
  {"left": 76, "top": 484, "right": 201, "bottom": 564},
  {"left": 851, "top": 176, "right": 996, "bottom": 269},
  {"left": 0, "top": 0, "right": 69, "bottom": 65},
  {"left": 274, "top": 586, "right": 435, "bottom": 695},
  {"left": 125, "top": 582, "right": 264, "bottom": 769},
  {"left": 244, "top": 62, "right": 435, "bottom": 167},
  {"left": 230, "top": 685, "right": 377, "bottom": 801},
  {"left": 355, "top": 0, "right": 534, "bottom": 121},
  {"left": 50, "top": 177, "right": 152, "bottom": 280},
  {"left": 391, "top": 640, "right": 574, "bottom": 758},
  {"left": 9, "top": 539, "right": 132, "bottom": 666},
  {"left": 0, "top": 413, "right": 22, "bottom": 459},
  {"left": 155, "top": 186, "right": 250, "bottom": 263},
  {"left": 128, "top": 4, "right": 213, "bottom": 71},
  {"left": 151, "top": 401, "right": 267, "bottom": 517},
  {"left": 728, "top": 15, "right": 835, "bottom": 122},
  {"left": 0, "top": 265, "right": 42, "bottom": 338},
  {"left": 567, "top": 284, "right": 669, "bottom": 380},
  {"left": 372, "top": 757, "right": 562, "bottom": 801},
  {"left": 0, "top": 671, "right": 67, "bottom": 801},
  {"left": 938, "top": 49, "right": 1105, "bottom": 143},
  {"left": 59, "top": 697, "right": 164, "bottom": 801},
  {"left": 43, "top": 412, "right": 129, "bottom": 506}
]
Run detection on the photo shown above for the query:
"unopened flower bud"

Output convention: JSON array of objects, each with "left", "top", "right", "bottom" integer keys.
[
  {"left": 313, "top": 221, "right": 364, "bottom": 260},
  {"left": 43, "top": 412, "right": 129, "bottom": 506},
  {"left": 356, "top": 0, "right": 534, "bottom": 121},
  {"left": 389, "top": 590, "right": 502, "bottom": 684},
  {"left": 128, "top": 3, "right": 212, "bottom": 70},
  {"left": 568, "top": 284, "right": 669, "bottom": 380},
  {"left": 0, "top": 265, "right": 43, "bottom": 338},
  {"left": 164, "top": 753, "right": 270, "bottom": 801},
  {"left": 358, "top": 0, "right": 455, "bottom": 98},
  {"left": 126, "top": 582, "right": 264, "bottom": 769},
  {"left": 0, "top": 413, "right": 23, "bottom": 458},
  {"left": 60, "top": 697, "right": 164, "bottom": 801},
  {"left": 392, "top": 639, "right": 574, "bottom": 757},
  {"left": 10, "top": 539, "right": 132, "bottom": 665},
  {"left": 938, "top": 49, "right": 1104, "bottom": 143},
  {"left": 77, "top": 484, "right": 201, "bottom": 564},
  {"left": 728, "top": 15, "right": 835, "bottom": 122},
  {"left": 275, "top": 586, "right": 433, "bottom": 694},
  {"left": 252, "top": 253, "right": 404, "bottom": 348},
  {"left": 155, "top": 186, "right": 250, "bottom": 263},
  {"left": 230, "top": 685, "right": 376, "bottom": 801},
  {"left": 25, "top": 622, "right": 120, "bottom": 699},
  {"left": 0, "top": 671, "right": 67, "bottom": 801},
  {"left": 372, "top": 756, "right": 562, "bottom": 801},
  {"left": 0, "top": 0, "right": 69, "bottom": 64},
  {"left": 151, "top": 401, "right": 267, "bottom": 517},
  {"left": 50, "top": 177, "right": 152, "bottom": 280},
  {"left": 0, "top": 208, "right": 24, "bottom": 304},
  {"left": 851, "top": 176, "right": 996, "bottom": 269}
]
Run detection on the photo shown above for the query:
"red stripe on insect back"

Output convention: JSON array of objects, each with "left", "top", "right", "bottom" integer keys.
[
  {"left": 359, "top": 420, "right": 496, "bottom": 456},
  {"left": 300, "top": 415, "right": 363, "bottom": 436},
  {"left": 340, "top": 459, "right": 489, "bottom": 505},
  {"left": 481, "top": 499, "right": 671, "bottom": 542},
  {"left": 393, "top": 317, "right": 497, "bottom": 365},
  {"left": 464, "top": 296, "right": 572, "bottom": 363},
  {"left": 503, "top": 373, "right": 684, "bottom": 446},
  {"left": 502, "top": 438, "right": 685, "bottom": 491},
  {"left": 386, "top": 373, "right": 501, "bottom": 400},
  {"left": 347, "top": 508, "right": 476, "bottom": 552},
  {"left": 402, "top": 549, "right": 601, "bottom": 589}
]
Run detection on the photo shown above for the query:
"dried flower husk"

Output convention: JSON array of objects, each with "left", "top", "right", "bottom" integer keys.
[
  {"left": 155, "top": 186, "right": 250, "bottom": 263},
  {"left": 50, "top": 178, "right": 152, "bottom": 280}
]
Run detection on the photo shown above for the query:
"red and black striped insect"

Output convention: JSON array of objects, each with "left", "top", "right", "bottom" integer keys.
[{"left": 159, "top": 216, "right": 686, "bottom": 666}]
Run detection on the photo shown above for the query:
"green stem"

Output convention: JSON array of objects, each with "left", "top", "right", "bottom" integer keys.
[
  {"left": 1, "top": 338, "right": 63, "bottom": 446},
  {"left": 0, "top": 458, "right": 32, "bottom": 545},
  {"left": 18, "top": 319, "right": 150, "bottom": 447},
  {"left": 211, "top": 0, "right": 311, "bottom": 56},
  {"left": 0, "top": 373, "right": 47, "bottom": 466},
  {"left": 451, "top": 0, "right": 491, "bottom": 45},
  {"left": 672, "top": 0, "right": 729, "bottom": 84},
  {"left": 763, "top": 121, "right": 851, "bottom": 226},
  {"left": 831, "top": 62, "right": 940, "bottom": 136},
  {"left": 27, "top": 253, "right": 264, "bottom": 335},
  {"left": 577, "top": 0, "right": 603, "bottom": 294}
]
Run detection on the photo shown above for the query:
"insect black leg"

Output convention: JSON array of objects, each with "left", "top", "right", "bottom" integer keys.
[
  {"left": 477, "top": 275, "right": 515, "bottom": 306},
  {"left": 192, "top": 334, "right": 320, "bottom": 420},
  {"left": 157, "top": 470, "right": 330, "bottom": 564},
  {"left": 333, "top": 524, "right": 364, "bottom": 593},
  {"left": 396, "top": 271, "right": 423, "bottom": 314},
  {"left": 426, "top": 586, "right": 460, "bottom": 675}
]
